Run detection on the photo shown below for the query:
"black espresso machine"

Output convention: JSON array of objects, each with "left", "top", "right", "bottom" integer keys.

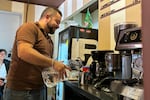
[
  {"left": 115, "top": 26, "right": 143, "bottom": 79},
  {"left": 94, "top": 24, "right": 143, "bottom": 100},
  {"left": 104, "top": 23, "right": 143, "bottom": 81},
  {"left": 111, "top": 26, "right": 143, "bottom": 100}
]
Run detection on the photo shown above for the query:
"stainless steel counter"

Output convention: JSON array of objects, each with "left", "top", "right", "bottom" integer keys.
[{"left": 110, "top": 80, "right": 144, "bottom": 100}]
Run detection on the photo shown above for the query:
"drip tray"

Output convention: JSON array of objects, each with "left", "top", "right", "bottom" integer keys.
[{"left": 110, "top": 80, "right": 143, "bottom": 99}]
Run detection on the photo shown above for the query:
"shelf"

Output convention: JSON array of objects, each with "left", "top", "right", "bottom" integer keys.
[
  {"left": 100, "top": 0, "right": 121, "bottom": 10},
  {"left": 100, "top": 0, "right": 141, "bottom": 19}
]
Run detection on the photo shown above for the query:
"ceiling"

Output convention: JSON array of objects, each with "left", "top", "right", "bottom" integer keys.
[
  {"left": 10, "top": 0, "right": 65, "bottom": 8},
  {"left": 10, "top": 0, "right": 98, "bottom": 13}
]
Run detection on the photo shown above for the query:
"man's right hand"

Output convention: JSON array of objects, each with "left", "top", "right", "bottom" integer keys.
[{"left": 53, "top": 61, "right": 71, "bottom": 79}]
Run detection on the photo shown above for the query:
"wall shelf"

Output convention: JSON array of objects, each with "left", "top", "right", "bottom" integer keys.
[
  {"left": 100, "top": 0, "right": 121, "bottom": 10},
  {"left": 100, "top": 0, "right": 141, "bottom": 19}
]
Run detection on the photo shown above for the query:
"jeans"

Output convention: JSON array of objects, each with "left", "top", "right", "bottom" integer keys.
[
  {"left": 0, "top": 85, "right": 4, "bottom": 100},
  {"left": 0, "top": 93, "right": 2, "bottom": 100},
  {"left": 2, "top": 86, "right": 46, "bottom": 100}
]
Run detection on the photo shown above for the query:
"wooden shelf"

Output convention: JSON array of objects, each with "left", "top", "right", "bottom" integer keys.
[
  {"left": 100, "top": 0, "right": 141, "bottom": 19},
  {"left": 100, "top": 0, "right": 121, "bottom": 10}
]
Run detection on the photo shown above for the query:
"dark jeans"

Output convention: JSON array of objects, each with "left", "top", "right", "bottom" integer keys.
[
  {"left": 0, "top": 85, "right": 4, "bottom": 100},
  {"left": 0, "top": 92, "right": 2, "bottom": 100},
  {"left": 2, "top": 86, "right": 46, "bottom": 100}
]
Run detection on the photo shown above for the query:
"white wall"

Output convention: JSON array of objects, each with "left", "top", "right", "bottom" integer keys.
[
  {"left": 11, "top": 2, "right": 24, "bottom": 23},
  {"left": 34, "top": 5, "right": 46, "bottom": 21},
  {"left": 110, "top": 0, "right": 126, "bottom": 50},
  {"left": 0, "top": 11, "right": 22, "bottom": 59}
]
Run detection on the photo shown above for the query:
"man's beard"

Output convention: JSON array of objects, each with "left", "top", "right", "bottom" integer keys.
[{"left": 47, "top": 24, "right": 55, "bottom": 34}]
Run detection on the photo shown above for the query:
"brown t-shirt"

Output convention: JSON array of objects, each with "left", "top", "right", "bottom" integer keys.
[{"left": 6, "top": 22, "right": 53, "bottom": 90}]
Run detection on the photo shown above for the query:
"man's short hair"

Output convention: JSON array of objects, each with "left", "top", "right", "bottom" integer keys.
[{"left": 40, "top": 7, "right": 62, "bottom": 19}]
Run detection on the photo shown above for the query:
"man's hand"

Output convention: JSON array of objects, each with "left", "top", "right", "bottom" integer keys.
[{"left": 53, "top": 61, "right": 71, "bottom": 79}]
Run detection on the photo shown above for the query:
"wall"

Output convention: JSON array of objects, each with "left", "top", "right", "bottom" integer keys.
[
  {"left": 11, "top": 2, "right": 24, "bottom": 22},
  {"left": 110, "top": 0, "right": 126, "bottom": 50},
  {"left": 98, "top": 0, "right": 111, "bottom": 50},
  {"left": 98, "top": 0, "right": 141, "bottom": 50},
  {"left": 0, "top": 0, "right": 35, "bottom": 23},
  {"left": 0, "top": 11, "right": 22, "bottom": 58},
  {"left": 0, "top": 0, "right": 12, "bottom": 11},
  {"left": 60, "top": 0, "right": 97, "bottom": 22},
  {"left": 34, "top": 5, "right": 46, "bottom": 21}
]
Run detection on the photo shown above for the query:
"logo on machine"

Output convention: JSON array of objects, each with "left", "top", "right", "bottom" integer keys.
[{"left": 130, "top": 32, "right": 138, "bottom": 40}]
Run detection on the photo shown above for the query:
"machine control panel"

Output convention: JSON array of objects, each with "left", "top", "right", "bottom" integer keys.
[{"left": 115, "top": 27, "right": 142, "bottom": 50}]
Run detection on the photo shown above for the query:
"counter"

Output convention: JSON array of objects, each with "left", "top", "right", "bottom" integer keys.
[
  {"left": 47, "top": 80, "right": 143, "bottom": 100},
  {"left": 63, "top": 81, "right": 118, "bottom": 100}
]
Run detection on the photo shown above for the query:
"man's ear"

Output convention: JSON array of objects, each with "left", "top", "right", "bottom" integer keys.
[{"left": 46, "top": 14, "right": 51, "bottom": 19}]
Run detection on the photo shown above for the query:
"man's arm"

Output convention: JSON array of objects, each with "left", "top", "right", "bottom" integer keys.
[
  {"left": 17, "top": 40, "right": 53, "bottom": 68},
  {"left": 17, "top": 41, "right": 71, "bottom": 71}
]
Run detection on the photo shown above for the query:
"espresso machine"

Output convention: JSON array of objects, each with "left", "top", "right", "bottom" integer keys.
[
  {"left": 115, "top": 26, "right": 142, "bottom": 80},
  {"left": 93, "top": 23, "right": 139, "bottom": 89},
  {"left": 109, "top": 24, "right": 143, "bottom": 100},
  {"left": 94, "top": 23, "right": 143, "bottom": 100}
]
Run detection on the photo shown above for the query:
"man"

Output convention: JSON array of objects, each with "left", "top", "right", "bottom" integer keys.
[{"left": 3, "top": 7, "right": 70, "bottom": 100}]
